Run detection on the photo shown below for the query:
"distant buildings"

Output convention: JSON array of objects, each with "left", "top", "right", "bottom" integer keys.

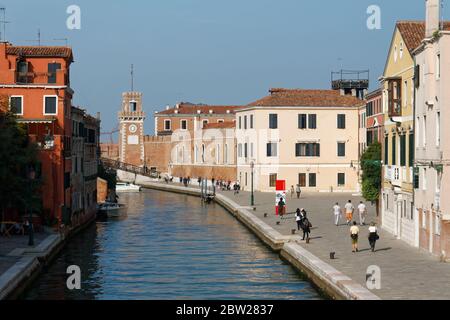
[
  {"left": 236, "top": 88, "right": 364, "bottom": 192},
  {"left": 0, "top": 42, "right": 100, "bottom": 228}
]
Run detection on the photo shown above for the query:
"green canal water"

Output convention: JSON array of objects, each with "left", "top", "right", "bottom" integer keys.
[{"left": 24, "top": 189, "right": 322, "bottom": 300}]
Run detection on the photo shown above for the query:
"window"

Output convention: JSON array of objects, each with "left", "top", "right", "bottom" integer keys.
[
  {"left": 10, "top": 96, "right": 23, "bottom": 115},
  {"left": 129, "top": 101, "right": 137, "bottom": 112},
  {"left": 298, "top": 114, "right": 307, "bottom": 129},
  {"left": 267, "top": 142, "right": 278, "bottom": 157},
  {"left": 48, "top": 63, "right": 61, "bottom": 84},
  {"left": 44, "top": 96, "right": 57, "bottom": 115},
  {"left": 250, "top": 143, "right": 254, "bottom": 158},
  {"left": 437, "top": 54, "right": 441, "bottom": 79},
  {"left": 308, "top": 114, "right": 317, "bottom": 129},
  {"left": 239, "top": 116, "right": 242, "bottom": 129},
  {"left": 388, "top": 79, "right": 402, "bottom": 117},
  {"left": 423, "top": 168, "right": 427, "bottom": 190},
  {"left": 384, "top": 136, "right": 389, "bottom": 165},
  {"left": 423, "top": 116, "right": 427, "bottom": 146},
  {"left": 298, "top": 173, "right": 306, "bottom": 187},
  {"left": 164, "top": 120, "right": 171, "bottom": 131},
  {"left": 309, "top": 173, "right": 316, "bottom": 187},
  {"left": 436, "top": 112, "right": 441, "bottom": 147},
  {"left": 337, "top": 142, "right": 346, "bottom": 157},
  {"left": 400, "top": 135, "right": 406, "bottom": 167},
  {"left": 337, "top": 114, "right": 346, "bottom": 129},
  {"left": 244, "top": 115, "right": 248, "bottom": 130},
  {"left": 202, "top": 144, "right": 205, "bottom": 163},
  {"left": 217, "top": 119, "right": 224, "bottom": 124},
  {"left": 392, "top": 135, "right": 396, "bottom": 166},
  {"left": 238, "top": 143, "right": 243, "bottom": 158},
  {"left": 404, "top": 81, "right": 408, "bottom": 107},
  {"left": 244, "top": 143, "right": 248, "bottom": 159},
  {"left": 269, "top": 114, "right": 278, "bottom": 129},
  {"left": 269, "top": 174, "right": 277, "bottom": 187},
  {"left": 250, "top": 115, "right": 254, "bottom": 129},
  {"left": 337, "top": 173, "right": 345, "bottom": 186},
  {"left": 409, "top": 133, "right": 414, "bottom": 167},
  {"left": 202, "top": 120, "right": 208, "bottom": 128},
  {"left": 245, "top": 172, "right": 248, "bottom": 186},
  {"left": 180, "top": 119, "right": 187, "bottom": 130},
  {"left": 295, "top": 143, "right": 320, "bottom": 157},
  {"left": 224, "top": 144, "right": 228, "bottom": 164}
]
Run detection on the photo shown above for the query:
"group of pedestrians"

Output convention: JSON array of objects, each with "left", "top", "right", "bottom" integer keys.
[
  {"left": 332, "top": 200, "right": 379, "bottom": 253},
  {"left": 295, "top": 208, "right": 311, "bottom": 241},
  {"left": 333, "top": 200, "right": 368, "bottom": 226},
  {"left": 179, "top": 176, "right": 191, "bottom": 187}
]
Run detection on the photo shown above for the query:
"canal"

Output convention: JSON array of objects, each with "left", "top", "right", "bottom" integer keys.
[{"left": 24, "top": 189, "right": 321, "bottom": 300}]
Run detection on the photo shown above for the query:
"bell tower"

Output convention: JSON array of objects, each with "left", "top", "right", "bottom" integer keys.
[{"left": 118, "top": 92, "right": 146, "bottom": 166}]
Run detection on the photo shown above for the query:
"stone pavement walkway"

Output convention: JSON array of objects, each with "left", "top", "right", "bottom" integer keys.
[
  {"left": 221, "top": 189, "right": 450, "bottom": 300},
  {"left": 159, "top": 181, "right": 450, "bottom": 300},
  {"left": 0, "top": 232, "right": 49, "bottom": 276}
]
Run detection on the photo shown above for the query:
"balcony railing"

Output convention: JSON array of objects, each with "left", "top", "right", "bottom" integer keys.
[{"left": 15, "top": 71, "right": 67, "bottom": 85}]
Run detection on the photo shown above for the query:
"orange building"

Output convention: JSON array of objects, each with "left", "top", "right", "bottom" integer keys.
[{"left": 0, "top": 42, "right": 74, "bottom": 226}]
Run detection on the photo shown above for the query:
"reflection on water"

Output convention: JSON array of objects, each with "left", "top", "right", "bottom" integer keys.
[{"left": 24, "top": 190, "right": 321, "bottom": 300}]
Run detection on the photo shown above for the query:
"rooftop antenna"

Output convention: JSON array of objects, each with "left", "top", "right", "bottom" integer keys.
[
  {"left": 131, "top": 64, "right": 134, "bottom": 92},
  {"left": 37, "top": 28, "right": 41, "bottom": 46},
  {"left": 53, "top": 38, "right": 68, "bottom": 46},
  {"left": 0, "top": 7, "right": 10, "bottom": 42}
]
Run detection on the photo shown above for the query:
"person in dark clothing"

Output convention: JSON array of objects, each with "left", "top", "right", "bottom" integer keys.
[
  {"left": 278, "top": 198, "right": 286, "bottom": 216},
  {"left": 295, "top": 208, "right": 302, "bottom": 231},
  {"left": 368, "top": 222, "right": 379, "bottom": 252},
  {"left": 300, "top": 209, "right": 311, "bottom": 240},
  {"left": 198, "top": 177, "right": 202, "bottom": 187}
]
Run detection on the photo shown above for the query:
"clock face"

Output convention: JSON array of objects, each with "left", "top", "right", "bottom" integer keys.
[{"left": 129, "top": 124, "right": 138, "bottom": 133}]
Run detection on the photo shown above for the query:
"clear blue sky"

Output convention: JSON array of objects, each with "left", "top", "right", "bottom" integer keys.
[{"left": 0, "top": 0, "right": 442, "bottom": 137}]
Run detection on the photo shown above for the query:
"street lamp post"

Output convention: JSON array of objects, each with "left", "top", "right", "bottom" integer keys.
[{"left": 250, "top": 161, "right": 255, "bottom": 206}]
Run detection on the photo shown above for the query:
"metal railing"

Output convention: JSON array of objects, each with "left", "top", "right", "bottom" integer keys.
[{"left": 100, "top": 158, "right": 160, "bottom": 178}]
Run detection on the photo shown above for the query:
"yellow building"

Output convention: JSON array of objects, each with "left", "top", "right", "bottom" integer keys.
[{"left": 380, "top": 21, "right": 423, "bottom": 246}]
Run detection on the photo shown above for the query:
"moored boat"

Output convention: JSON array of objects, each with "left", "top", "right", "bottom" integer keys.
[
  {"left": 116, "top": 182, "right": 141, "bottom": 193},
  {"left": 98, "top": 202, "right": 128, "bottom": 218}
]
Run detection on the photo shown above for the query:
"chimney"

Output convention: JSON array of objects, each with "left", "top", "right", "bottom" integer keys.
[{"left": 426, "top": 0, "right": 440, "bottom": 38}]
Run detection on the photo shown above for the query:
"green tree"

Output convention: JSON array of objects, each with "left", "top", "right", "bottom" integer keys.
[
  {"left": 360, "top": 142, "right": 382, "bottom": 216},
  {"left": 0, "top": 106, "right": 42, "bottom": 222}
]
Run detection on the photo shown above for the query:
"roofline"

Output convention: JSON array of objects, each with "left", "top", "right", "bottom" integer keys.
[{"left": 236, "top": 105, "right": 364, "bottom": 113}]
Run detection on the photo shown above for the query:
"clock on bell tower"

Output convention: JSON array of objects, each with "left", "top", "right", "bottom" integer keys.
[{"left": 118, "top": 92, "right": 146, "bottom": 166}]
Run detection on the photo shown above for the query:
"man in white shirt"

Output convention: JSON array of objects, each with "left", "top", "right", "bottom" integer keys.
[
  {"left": 332, "top": 202, "right": 342, "bottom": 226},
  {"left": 357, "top": 201, "right": 367, "bottom": 226},
  {"left": 344, "top": 200, "right": 354, "bottom": 225}
]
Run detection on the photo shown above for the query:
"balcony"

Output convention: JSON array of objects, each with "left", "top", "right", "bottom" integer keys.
[
  {"left": 387, "top": 79, "right": 402, "bottom": 118},
  {"left": 385, "top": 165, "right": 402, "bottom": 187}
]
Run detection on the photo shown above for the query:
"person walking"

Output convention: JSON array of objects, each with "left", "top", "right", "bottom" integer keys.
[
  {"left": 344, "top": 200, "right": 354, "bottom": 225},
  {"left": 368, "top": 222, "right": 379, "bottom": 252},
  {"left": 296, "top": 184, "right": 301, "bottom": 199},
  {"left": 301, "top": 212, "right": 311, "bottom": 241},
  {"left": 295, "top": 208, "right": 302, "bottom": 231},
  {"left": 198, "top": 177, "right": 202, "bottom": 187},
  {"left": 333, "top": 202, "right": 342, "bottom": 226},
  {"left": 278, "top": 197, "right": 286, "bottom": 216},
  {"left": 290, "top": 185, "right": 295, "bottom": 199},
  {"left": 350, "top": 221, "right": 360, "bottom": 253},
  {"left": 358, "top": 201, "right": 367, "bottom": 226}
]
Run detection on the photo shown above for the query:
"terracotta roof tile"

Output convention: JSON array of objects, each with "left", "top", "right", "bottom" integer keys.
[
  {"left": 248, "top": 88, "right": 364, "bottom": 107},
  {"left": 203, "top": 122, "right": 235, "bottom": 129},
  {"left": 6, "top": 46, "right": 73, "bottom": 61},
  {"left": 396, "top": 21, "right": 450, "bottom": 52},
  {"left": 157, "top": 103, "right": 243, "bottom": 115}
]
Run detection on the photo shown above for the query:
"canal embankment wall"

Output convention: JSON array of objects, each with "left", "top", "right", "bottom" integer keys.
[
  {"left": 0, "top": 215, "right": 96, "bottom": 300},
  {"left": 121, "top": 171, "right": 379, "bottom": 300}
]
